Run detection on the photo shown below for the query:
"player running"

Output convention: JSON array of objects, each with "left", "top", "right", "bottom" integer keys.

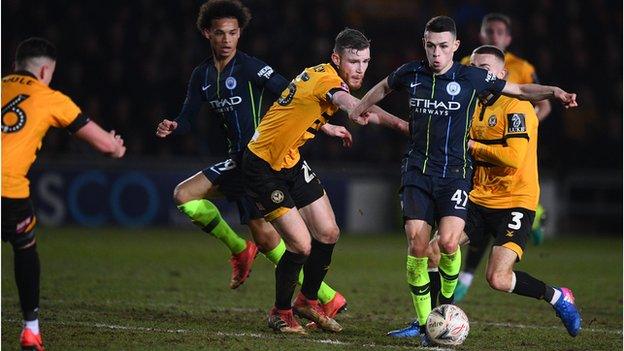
[
  {"left": 349, "top": 16, "right": 577, "bottom": 346},
  {"left": 432, "top": 45, "right": 581, "bottom": 340},
  {"left": 243, "top": 28, "right": 408, "bottom": 334},
  {"left": 2, "top": 37, "right": 126, "bottom": 351},
  {"left": 155, "top": 0, "right": 348, "bottom": 315},
  {"left": 455, "top": 13, "right": 552, "bottom": 302}
]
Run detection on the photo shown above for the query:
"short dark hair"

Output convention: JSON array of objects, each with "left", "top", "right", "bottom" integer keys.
[
  {"left": 196, "top": 0, "right": 251, "bottom": 32},
  {"left": 472, "top": 45, "right": 505, "bottom": 63},
  {"left": 333, "top": 28, "right": 370, "bottom": 54},
  {"left": 481, "top": 13, "right": 512, "bottom": 34},
  {"left": 424, "top": 16, "right": 457, "bottom": 36},
  {"left": 15, "top": 37, "right": 57, "bottom": 68}
]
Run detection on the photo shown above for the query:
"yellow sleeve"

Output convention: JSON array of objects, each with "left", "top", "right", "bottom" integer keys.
[
  {"left": 459, "top": 55, "right": 471, "bottom": 66},
  {"left": 504, "top": 99, "right": 537, "bottom": 138},
  {"left": 48, "top": 91, "right": 82, "bottom": 128},
  {"left": 524, "top": 61, "right": 537, "bottom": 84},
  {"left": 472, "top": 99, "right": 536, "bottom": 168},
  {"left": 471, "top": 137, "right": 529, "bottom": 169},
  {"left": 314, "top": 73, "right": 347, "bottom": 102}
]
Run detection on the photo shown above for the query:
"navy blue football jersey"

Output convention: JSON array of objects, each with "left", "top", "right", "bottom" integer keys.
[
  {"left": 388, "top": 61, "right": 506, "bottom": 180},
  {"left": 174, "top": 51, "right": 288, "bottom": 158}
]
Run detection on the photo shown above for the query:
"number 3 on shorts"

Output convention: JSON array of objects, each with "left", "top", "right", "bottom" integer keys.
[
  {"left": 451, "top": 189, "right": 468, "bottom": 210},
  {"left": 508, "top": 211, "right": 524, "bottom": 230}
]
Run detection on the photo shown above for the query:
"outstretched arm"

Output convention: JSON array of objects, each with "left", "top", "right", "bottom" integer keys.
[
  {"left": 502, "top": 82, "right": 577, "bottom": 108},
  {"left": 367, "top": 105, "right": 409, "bottom": 136},
  {"left": 74, "top": 121, "right": 126, "bottom": 158},
  {"left": 331, "top": 90, "right": 408, "bottom": 135},
  {"left": 348, "top": 77, "right": 393, "bottom": 121}
]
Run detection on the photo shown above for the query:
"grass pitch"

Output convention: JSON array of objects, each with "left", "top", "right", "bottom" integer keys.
[{"left": 2, "top": 227, "right": 622, "bottom": 350}]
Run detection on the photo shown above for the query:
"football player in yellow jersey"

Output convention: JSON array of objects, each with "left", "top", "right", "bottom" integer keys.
[
  {"left": 431, "top": 46, "right": 581, "bottom": 338},
  {"left": 156, "top": 1, "right": 348, "bottom": 314},
  {"left": 455, "top": 13, "right": 551, "bottom": 303},
  {"left": 243, "top": 28, "right": 408, "bottom": 334},
  {"left": 2, "top": 38, "right": 126, "bottom": 351}
]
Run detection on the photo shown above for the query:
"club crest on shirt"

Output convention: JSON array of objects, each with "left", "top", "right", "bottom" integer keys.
[
  {"left": 488, "top": 115, "right": 497, "bottom": 127},
  {"left": 225, "top": 77, "right": 237, "bottom": 90},
  {"left": 446, "top": 81, "right": 461, "bottom": 96},
  {"left": 507, "top": 113, "right": 526, "bottom": 133}
]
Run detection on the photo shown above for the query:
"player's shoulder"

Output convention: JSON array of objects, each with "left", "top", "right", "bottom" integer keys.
[
  {"left": 394, "top": 60, "right": 424, "bottom": 74},
  {"left": 505, "top": 52, "right": 535, "bottom": 70},
  {"left": 456, "top": 62, "right": 488, "bottom": 80},
  {"left": 305, "top": 63, "right": 341, "bottom": 80},
  {"left": 238, "top": 51, "right": 276, "bottom": 78},
  {"left": 500, "top": 96, "right": 536, "bottom": 118}
]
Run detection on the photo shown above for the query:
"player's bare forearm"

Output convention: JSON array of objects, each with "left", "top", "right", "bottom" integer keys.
[
  {"left": 349, "top": 78, "right": 392, "bottom": 120},
  {"left": 368, "top": 105, "right": 409, "bottom": 136},
  {"left": 502, "top": 82, "right": 577, "bottom": 108},
  {"left": 74, "top": 121, "right": 126, "bottom": 158},
  {"left": 470, "top": 138, "right": 528, "bottom": 169}
]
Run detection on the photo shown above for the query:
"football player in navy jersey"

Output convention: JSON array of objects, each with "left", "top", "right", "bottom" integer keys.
[
  {"left": 156, "top": 0, "right": 348, "bottom": 316},
  {"left": 350, "top": 16, "right": 576, "bottom": 345}
]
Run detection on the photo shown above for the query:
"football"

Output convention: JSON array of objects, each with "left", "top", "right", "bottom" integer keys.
[{"left": 426, "top": 304, "right": 470, "bottom": 346}]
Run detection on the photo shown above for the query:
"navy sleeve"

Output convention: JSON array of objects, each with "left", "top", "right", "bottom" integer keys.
[
  {"left": 465, "top": 65, "right": 506, "bottom": 95},
  {"left": 173, "top": 66, "right": 204, "bottom": 135},
  {"left": 247, "top": 56, "right": 289, "bottom": 96},
  {"left": 387, "top": 63, "right": 411, "bottom": 91}
]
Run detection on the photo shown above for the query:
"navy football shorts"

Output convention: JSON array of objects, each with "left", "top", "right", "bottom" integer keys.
[
  {"left": 201, "top": 158, "right": 262, "bottom": 225},
  {"left": 399, "top": 170, "right": 472, "bottom": 226}
]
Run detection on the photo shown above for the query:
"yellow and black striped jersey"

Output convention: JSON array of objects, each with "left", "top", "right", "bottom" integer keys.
[
  {"left": 460, "top": 51, "right": 538, "bottom": 84},
  {"left": 247, "top": 63, "right": 348, "bottom": 171},
  {"left": 2, "top": 71, "right": 86, "bottom": 198},
  {"left": 469, "top": 95, "right": 539, "bottom": 210}
]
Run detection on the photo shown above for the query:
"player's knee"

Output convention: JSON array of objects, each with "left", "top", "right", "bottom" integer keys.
[
  {"left": 409, "top": 241, "right": 429, "bottom": 257},
  {"left": 289, "top": 243, "right": 311, "bottom": 256},
  {"left": 437, "top": 236, "right": 459, "bottom": 254},
  {"left": 317, "top": 224, "right": 340, "bottom": 244},
  {"left": 173, "top": 183, "right": 194, "bottom": 205},
  {"left": 486, "top": 270, "right": 512, "bottom": 292},
  {"left": 250, "top": 225, "right": 279, "bottom": 252}
]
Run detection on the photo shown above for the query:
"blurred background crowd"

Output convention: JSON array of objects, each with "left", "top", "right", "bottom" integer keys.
[
  {"left": 3, "top": 0, "right": 621, "bottom": 172},
  {"left": 2, "top": 0, "right": 622, "bottom": 232}
]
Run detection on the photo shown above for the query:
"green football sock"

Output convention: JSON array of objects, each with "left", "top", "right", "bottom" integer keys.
[
  {"left": 263, "top": 238, "right": 286, "bottom": 265},
  {"left": 407, "top": 255, "right": 431, "bottom": 326},
  {"left": 439, "top": 248, "right": 461, "bottom": 299},
  {"left": 177, "top": 199, "right": 246, "bottom": 254},
  {"left": 532, "top": 203, "right": 545, "bottom": 230}
]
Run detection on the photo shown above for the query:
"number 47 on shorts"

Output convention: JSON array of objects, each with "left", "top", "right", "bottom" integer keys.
[{"left": 451, "top": 189, "right": 468, "bottom": 210}]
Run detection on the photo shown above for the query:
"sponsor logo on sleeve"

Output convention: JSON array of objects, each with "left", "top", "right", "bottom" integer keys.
[
  {"left": 485, "top": 71, "right": 496, "bottom": 82},
  {"left": 257, "top": 65, "right": 274, "bottom": 79},
  {"left": 507, "top": 113, "right": 526, "bottom": 133}
]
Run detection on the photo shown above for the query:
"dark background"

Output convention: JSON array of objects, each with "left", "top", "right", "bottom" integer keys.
[{"left": 2, "top": 0, "right": 622, "bottom": 233}]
